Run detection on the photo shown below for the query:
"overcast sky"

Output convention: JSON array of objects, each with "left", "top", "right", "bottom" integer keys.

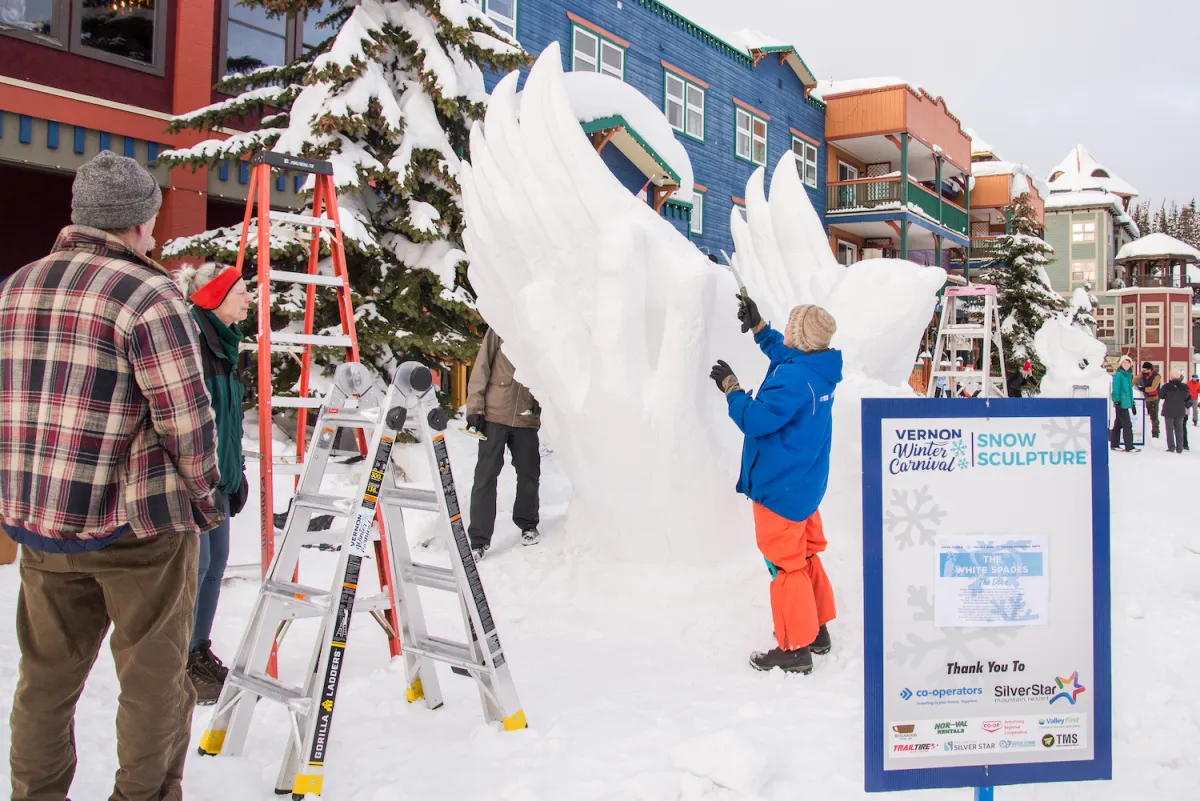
[{"left": 669, "top": 0, "right": 1198, "bottom": 206}]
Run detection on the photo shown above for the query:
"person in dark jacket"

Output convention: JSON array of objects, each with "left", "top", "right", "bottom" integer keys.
[
  {"left": 1007, "top": 360, "right": 1034, "bottom": 398},
  {"left": 1159, "top": 369, "right": 1191, "bottom": 454},
  {"left": 711, "top": 297, "right": 843, "bottom": 675},
  {"left": 178, "top": 263, "right": 252, "bottom": 703},
  {"left": 1136, "top": 362, "right": 1162, "bottom": 438},
  {"left": 466, "top": 329, "right": 541, "bottom": 561}
]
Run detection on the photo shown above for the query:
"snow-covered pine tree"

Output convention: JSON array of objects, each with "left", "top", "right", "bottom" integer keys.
[
  {"left": 976, "top": 193, "right": 1067, "bottom": 383},
  {"left": 159, "top": 0, "right": 527, "bottom": 400},
  {"left": 1067, "top": 282, "right": 1097, "bottom": 334},
  {"left": 1133, "top": 201, "right": 1151, "bottom": 237}
]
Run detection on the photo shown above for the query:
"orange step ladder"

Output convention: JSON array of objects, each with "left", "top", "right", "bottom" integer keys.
[{"left": 232, "top": 151, "right": 403, "bottom": 667}]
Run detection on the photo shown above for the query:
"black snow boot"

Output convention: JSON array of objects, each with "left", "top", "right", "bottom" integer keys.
[
  {"left": 187, "top": 652, "right": 222, "bottom": 705},
  {"left": 192, "top": 640, "right": 229, "bottom": 683},
  {"left": 810, "top": 624, "right": 832, "bottom": 655},
  {"left": 750, "top": 646, "right": 813, "bottom": 674}
]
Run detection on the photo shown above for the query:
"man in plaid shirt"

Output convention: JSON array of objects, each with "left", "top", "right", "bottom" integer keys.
[{"left": 0, "top": 151, "right": 222, "bottom": 801}]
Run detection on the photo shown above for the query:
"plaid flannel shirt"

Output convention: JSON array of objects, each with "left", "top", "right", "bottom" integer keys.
[{"left": 0, "top": 226, "right": 223, "bottom": 542}]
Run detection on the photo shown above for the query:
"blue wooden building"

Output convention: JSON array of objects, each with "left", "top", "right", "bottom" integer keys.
[{"left": 476, "top": 0, "right": 828, "bottom": 257}]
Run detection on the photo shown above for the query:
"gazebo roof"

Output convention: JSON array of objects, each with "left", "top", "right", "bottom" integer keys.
[{"left": 1115, "top": 233, "right": 1200, "bottom": 264}]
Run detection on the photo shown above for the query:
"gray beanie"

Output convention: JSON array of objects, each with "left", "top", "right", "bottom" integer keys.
[{"left": 71, "top": 150, "right": 162, "bottom": 230}]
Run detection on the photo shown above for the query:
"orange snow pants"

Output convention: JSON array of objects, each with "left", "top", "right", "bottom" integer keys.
[{"left": 753, "top": 503, "right": 836, "bottom": 651}]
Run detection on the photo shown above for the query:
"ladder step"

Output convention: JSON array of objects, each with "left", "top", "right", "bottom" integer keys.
[
  {"left": 932, "top": 370, "right": 987, "bottom": 378},
  {"left": 268, "top": 210, "right": 337, "bottom": 229},
  {"left": 404, "top": 563, "right": 458, "bottom": 593},
  {"left": 270, "top": 396, "right": 324, "bottom": 409},
  {"left": 294, "top": 491, "right": 356, "bottom": 517},
  {"left": 251, "top": 151, "right": 333, "bottom": 175},
  {"left": 266, "top": 460, "right": 361, "bottom": 476},
  {"left": 404, "top": 635, "right": 486, "bottom": 671},
  {"left": 319, "top": 409, "right": 380, "bottom": 429},
  {"left": 262, "top": 579, "right": 332, "bottom": 610},
  {"left": 381, "top": 485, "right": 441, "bottom": 513},
  {"left": 226, "top": 668, "right": 309, "bottom": 708},
  {"left": 268, "top": 270, "right": 344, "bottom": 288},
  {"left": 270, "top": 332, "right": 353, "bottom": 348},
  {"left": 942, "top": 325, "right": 986, "bottom": 335}
]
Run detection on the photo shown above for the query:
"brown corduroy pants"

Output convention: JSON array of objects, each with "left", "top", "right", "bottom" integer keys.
[{"left": 9, "top": 531, "right": 198, "bottom": 801}]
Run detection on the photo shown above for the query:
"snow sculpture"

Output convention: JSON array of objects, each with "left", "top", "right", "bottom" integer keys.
[
  {"left": 460, "top": 46, "right": 944, "bottom": 563},
  {"left": 1033, "top": 316, "right": 1111, "bottom": 400}
]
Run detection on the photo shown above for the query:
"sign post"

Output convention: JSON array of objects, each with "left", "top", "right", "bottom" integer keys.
[{"left": 862, "top": 398, "right": 1112, "bottom": 794}]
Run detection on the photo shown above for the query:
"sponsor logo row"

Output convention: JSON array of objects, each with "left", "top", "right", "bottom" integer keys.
[
  {"left": 898, "top": 670, "right": 1087, "bottom": 708},
  {"left": 888, "top": 714, "right": 1087, "bottom": 758},
  {"left": 890, "top": 731, "right": 1085, "bottom": 759}
]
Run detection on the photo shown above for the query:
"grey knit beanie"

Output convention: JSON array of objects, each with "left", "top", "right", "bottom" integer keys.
[
  {"left": 785, "top": 304, "right": 837, "bottom": 352},
  {"left": 71, "top": 150, "right": 162, "bottom": 230}
]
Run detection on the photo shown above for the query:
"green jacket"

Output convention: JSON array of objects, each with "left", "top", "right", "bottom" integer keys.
[
  {"left": 1111, "top": 368, "right": 1134, "bottom": 410},
  {"left": 191, "top": 306, "right": 245, "bottom": 496}
]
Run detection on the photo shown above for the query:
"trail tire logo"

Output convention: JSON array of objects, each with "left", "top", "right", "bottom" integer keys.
[{"left": 893, "top": 743, "right": 936, "bottom": 753}]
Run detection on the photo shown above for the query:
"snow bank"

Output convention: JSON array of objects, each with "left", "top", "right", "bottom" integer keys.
[
  {"left": 1116, "top": 232, "right": 1200, "bottom": 262},
  {"left": 560, "top": 71, "right": 694, "bottom": 201},
  {"left": 1034, "top": 316, "right": 1111, "bottom": 399},
  {"left": 669, "top": 730, "right": 769, "bottom": 795}
]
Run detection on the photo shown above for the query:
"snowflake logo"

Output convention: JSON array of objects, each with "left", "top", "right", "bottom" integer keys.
[
  {"left": 950, "top": 439, "right": 968, "bottom": 459},
  {"left": 885, "top": 486, "right": 946, "bottom": 549},
  {"left": 1041, "top": 417, "right": 1089, "bottom": 451},
  {"left": 957, "top": 458, "right": 970, "bottom": 470},
  {"left": 887, "top": 585, "right": 1018, "bottom": 671}
]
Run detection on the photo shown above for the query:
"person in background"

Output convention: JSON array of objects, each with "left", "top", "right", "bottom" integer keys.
[
  {"left": 710, "top": 295, "right": 842, "bottom": 675},
  {"left": 1007, "top": 360, "right": 1035, "bottom": 398},
  {"left": 0, "top": 151, "right": 222, "bottom": 801},
  {"left": 466, "top": 329, "right": 542, "bottom": 561},
  {"left": 1111, "top": 355, "right": 1139, "bottom": 453},
  {"left": 1188, "top": 374, "right": 1200, "bottom": 426},
  {"left": 934, "top": 363, "right": 950, "bottom": 398},
  {"left": 1159, "top": 369, "right": 1191, "bottom": 454},
  {"left": 177, "top": 263, "right": 253, "bottom": 703},
  {"left": 1136, "top": 362, "right": 1162, "bottom": 439}
]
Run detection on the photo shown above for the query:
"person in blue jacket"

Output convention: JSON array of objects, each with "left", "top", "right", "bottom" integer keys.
[{"left": 710, "top": 296, "right": 843, "bottom": 675}]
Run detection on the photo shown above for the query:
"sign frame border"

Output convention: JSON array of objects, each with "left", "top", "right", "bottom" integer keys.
[{"left": 861, "top": 398, "right": 1112, "bottom": 792}]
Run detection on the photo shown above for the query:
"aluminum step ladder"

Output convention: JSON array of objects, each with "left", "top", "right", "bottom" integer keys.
[
  {"left": 927, "top": 284, "right": 1008, "bottom": 399},
  {"left": 197, "top": 362, "right": 526, "bottom": 799}
]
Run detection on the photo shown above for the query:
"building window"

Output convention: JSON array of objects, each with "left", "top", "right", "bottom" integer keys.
[
  {"left": 1095, "top": 306, "right": 1116, "bottom": 340},
  {"left": 1143, "top": 302, "right": 1162, "bottom": 347},
  {"left": 735, "top": 106, "right": 767, "bottom": 166},
  {"left": 792, "top": 136, "right": 818, "bottom": 189},
  {"left": 1071, "top": 221, "right": 1096, "bottom": 243},
  {"left": 1172, "top": 302, "right": 1189, "bottom": 347},
  {"left": 1070, "top": 260, "right": 1097, "bottom": 284},
  {"left": 1122, "top": 303, "right": 1136, "bottom": 345},
  {"left": 1, "top": 0, "right": 167, "bottom": 73},
  {"left": 690, "top": 191, "right": 704, "bottom": 235},
  {"left": 485, "top": 0, "right": 516, "bottom": 37},
  {"left": 837, "top": 241, "right": 858, "bottom": 266},
  {"left": 664, "top": 72, "right": 704, "bottom": 140},
  {"left": 572, "top": 26, "right": 623, "bottom": 79},
  {"left": 221, "top": 0, "right": 337, "bottom": 76}
]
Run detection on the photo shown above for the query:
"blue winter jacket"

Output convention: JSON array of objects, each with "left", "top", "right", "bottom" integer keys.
[
  {"left": 1111, "top": 368, "right": 1134, "bottom": 409},
  {"left": 727, "top": 325, "right": 844, "bottom": 523}
]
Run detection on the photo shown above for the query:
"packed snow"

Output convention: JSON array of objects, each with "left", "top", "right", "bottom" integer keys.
[
  {"left": 1115, "top": 232, "right": 1200, "bottom": 262},
  {"left": 1034, "top": 316, "right": 1111, "bottom": 400},
  {"left": 812, "top": 76, "right": 922, "bottom": 101},
  {"left": 970, "top": 160, "right": 1049, "bottom": 198},
  {"left": 1047, "top": 144, "right": 1139, "bottom": 198},
  {"left": 559, "top": 71, "right": 695, "bottom": 201},
  {"left": 964, "top": 127, "right": 1003, "bottom": 160}
]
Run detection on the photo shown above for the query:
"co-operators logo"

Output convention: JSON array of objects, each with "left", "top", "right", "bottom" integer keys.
[
  {"left": 1049, "top": 672, "right": 1087, "bottom": 705},
  {"left": 900, "top": 688, "right": 913, "bottom": 701}
]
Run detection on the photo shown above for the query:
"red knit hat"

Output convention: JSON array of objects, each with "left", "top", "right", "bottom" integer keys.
[
  {"left": 1022, "top": 360, "right": 1032, "bottom": 371},
  {"left": 190, "top": 266, "right": 242, "bottom": 310}
]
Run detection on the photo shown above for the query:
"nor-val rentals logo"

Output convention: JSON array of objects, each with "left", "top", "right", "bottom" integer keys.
[
  {"left": 1049, "top": 671, "right": 1087, "bottom": 705},
  {"left": 900, "top": 688, "right": 914, "bottom": 701}
]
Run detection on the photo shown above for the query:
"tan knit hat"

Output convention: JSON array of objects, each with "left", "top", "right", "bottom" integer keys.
[{"left": 785, "top": 304, "right": 837, "bottom": 352}]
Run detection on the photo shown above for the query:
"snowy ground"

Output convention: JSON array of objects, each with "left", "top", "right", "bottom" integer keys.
[{"left": 0, "top": 426, "right": 1197, "bottom": 800}]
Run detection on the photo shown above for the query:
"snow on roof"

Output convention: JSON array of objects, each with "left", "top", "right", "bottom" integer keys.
[
  {"left": 722, "top": 28, "right": 817, "bottom": 87},
  {"left": 1046, "top": 144, "right": 1138, "bottom": 198},
  {"left": 971, "top": 160, "right": 1049, "bottom": 198},
  {"left": 1116, "top": 233, "right": 1200, "bottom": 263},
  {"left": 811, "top": 77, "right": 918, "bottom": 100},
  {"left": 1044, "top": 189, "right": 1142, "bottom": 237},
  {"left": 964, "top": 127, "right": 1003, "bottom": 160},
  {"left": 560, "top": 71, "right": 693, "bottom": 201}
]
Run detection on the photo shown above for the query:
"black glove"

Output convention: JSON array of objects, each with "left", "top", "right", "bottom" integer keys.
[
  {"left": 710, "top": 360, "right": 740, "bottom": 394},
  {"left": 736, "top": 294, "right": 762, "bottom": 334},
  {"left": 466, "top": 414, "right": 485, "bottom": 431},
  {"left": 530, "top": 399, "right": 542, "bottom": 416},
  {"left": 229, "top": 472, "right": 249, "bottom": 517},
  {"left": 1130, "top": 403, "right": 1137, "bottom": 416}
]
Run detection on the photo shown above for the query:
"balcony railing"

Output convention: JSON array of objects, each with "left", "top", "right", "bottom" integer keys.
[
  {"left": 827, "top": 176, "right": 969, "bottom": 236},
  {"left": 971, "top": 236, "right": 1003, "bottom": 261}
]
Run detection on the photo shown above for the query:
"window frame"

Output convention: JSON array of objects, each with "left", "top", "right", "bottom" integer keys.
[
  {"left": 664, "top": 69, "right": 705, "bottom": 142},
  {"left": 1071, "top": 220, "right": 1096, "bottom": 243},
  {"left": 483, "top": 0, "right": 516, "bottom": 38},
  {"left": 219, "top": 0, "right": 297, "bottom": 78},
  {"left": 1122, "top": 303, "right": 1137, "bottom": 346},
  {"left": 837, "top": 241, "right": 858, "bottom": 266},
  {"left": 2, "top": 0, "right": 168, "bottom": 75},
  {"left": 1171, "top": 301, "right": 1189, "bottom": 347},
  {"left": 1070, "top": 260, "right": 1097, "bottom": 285},
  {"left": 0, "top": 0, "right": 67, "bottom": 50},
  {"left": 735, "top": 106, "right": 767, "bottom": 167},
  {"left": 690, "top": 189, "right": 704, "bottom": 236},
  {"left": 1143, "top": 302, "right": 1163, "bottom": 347},
  {"left": 791, "top": 136, "right": 818, "bottom": 189},
  {"left": 1096, "top": 306, "right": 1116, "bottom": 340},
  {"left": 571, "top": 24, "right": 624, "bottom": 80},
  {"left": 838, "top": 160, "right": 859, "bottom": 182}
]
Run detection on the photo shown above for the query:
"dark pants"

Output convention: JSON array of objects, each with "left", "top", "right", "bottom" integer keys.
[
  {"left": 192, "top": 496, "right": 231, "bottom": 649},
  {"left": 1146, "top": 397, "right": 1160, "bottom": 437},
  {"left": 10, "top": 531, "right": 199, "bottom": 801},
  {"left": 1110, "top": 407, "right": 1134, "bottom": 450},
  {"left": 468, "top": 421, "right": 540, "bottom": 548},
  {"left": 1165, "top": 416, "right": 1187, "bottom": 453}
]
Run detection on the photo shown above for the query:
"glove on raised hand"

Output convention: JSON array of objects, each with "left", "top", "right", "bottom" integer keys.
[{"left": 736, "top": 294, "right": 762, "bottom": 334}]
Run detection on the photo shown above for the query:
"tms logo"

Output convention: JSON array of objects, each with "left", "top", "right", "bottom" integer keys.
[
  {"left": 1050, "top": 671, "right": 1087, "bottom": 705},
  {"left": 900, "top": 688, "right": 914, "bottom": 701},
  {"left": 1041, "top": 733, "right": 1078, "bottom": 748}
]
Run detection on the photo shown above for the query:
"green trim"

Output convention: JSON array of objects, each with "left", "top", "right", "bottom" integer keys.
[
  {"left": 569, "top": 21, "right": 626, "bottom": 80},
  {"left": 662, "top": 68, "right": 706, "bottom": 143},
  {"left": 633, "top": 0, "right": 753, "bottom": 66},
  {"left": 580, "top": 115, "right": 682, "bottom": 187},
  {"left": 733, "top": 105, "right": 767, "bottom": 167},
  {"left": 750, "top": 44, "right": 817, "bottom": 89}
]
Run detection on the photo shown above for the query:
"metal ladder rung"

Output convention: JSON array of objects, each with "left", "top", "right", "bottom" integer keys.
[
  {"left": 381, "top": 485, "right": 441, "bottom": 512},
  {"left": 266, "top": 460, "right": 360, "bottom": 476},
  {"left": 294, "top": 491, "right": 356, "bottom": 517},
  {"left": 268, "top": 270, "right": 344, "bottom": 287},
  {"left": 270, "top": 332, "right": 354, "bottom": 348},
  {"left": 262, "top": 579, "right": 332, "bottom": 609},
  {"left": 931, "top": 370, "right": 986, "bottom": 378},
  {"left": 404, "top": 635, "right": 486, "bottom": 670},
  {"left": 403, "top": 563, "right": 458, "bottom": 593},
  {"left": 226, "top": 668, "right": 310, "bottom": 709},
  {"left": 269, "top": 210, "right": 337, "bottom": 229},
  {"left": 320, "top": 410, "right": 379, "bottom": 429},
  {"left": 270, "top": 396, "right": 324, "bottom": 409}
]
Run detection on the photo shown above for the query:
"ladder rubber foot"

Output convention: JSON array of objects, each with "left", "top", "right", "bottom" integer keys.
[
  {"left": 502, "top": 709, "right": 528, "bottom": 731},
  {"left": 450, "top": 666, "right": 471, "bottom": 677},
  {"left": 405, "top": 679, "right": 424, "bottom": 703},
  {"left": 197, "top": 730, "right": 225, "bottom": 755},
  {"left": 274, "top": 788, "right": 292, "bottom": 796}
]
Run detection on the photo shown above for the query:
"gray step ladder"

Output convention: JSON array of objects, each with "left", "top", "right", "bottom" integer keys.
[
  {"left": 197, "top": 361, "right": 526, "bottom": 798},
  {"left": 927, "top": 284, "right": 1008, "bottom": 399}
]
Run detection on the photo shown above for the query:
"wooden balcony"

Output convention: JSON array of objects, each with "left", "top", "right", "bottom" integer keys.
[
  {"left": 822, "top": 84, "right": 971, "bottom": 173},
  {"left": 826, "top": 176, "right": 970, "bottom": 236},
  {"left": 969, "top": 173, "right": 1045, "bottom": 226}
]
